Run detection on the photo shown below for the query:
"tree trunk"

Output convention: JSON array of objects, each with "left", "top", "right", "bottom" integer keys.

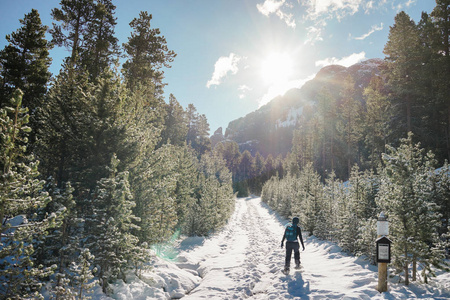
[
  {"left": 404, "top": 245, "right": 409, "bottom": 285},
  {"left": 406, "top": 96, "right": 412, "bottom": 134},
  {"left": 447, "top": 105, "right": 450, "bottom": 161}
]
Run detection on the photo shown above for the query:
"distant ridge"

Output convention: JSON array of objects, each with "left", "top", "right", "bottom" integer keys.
[{"left": 212, "top": 58, "right": 384, "bottom": 157}]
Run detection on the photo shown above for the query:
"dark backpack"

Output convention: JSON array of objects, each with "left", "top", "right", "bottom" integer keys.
[{"left": 285, "top": 223, "right": 297, "bottom": 241}]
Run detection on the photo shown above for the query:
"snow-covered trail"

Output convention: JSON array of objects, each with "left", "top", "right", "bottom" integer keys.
[
  {"left": 179, "top": 196, "right": 377, "bottom": 299},
  {"left": 180, "top": 196, "right": 285, "bottom": 299}
]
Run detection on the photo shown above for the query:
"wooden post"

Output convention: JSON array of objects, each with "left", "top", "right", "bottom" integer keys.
[
  {"left": 377, "top": 212, "right": 389, "bottom": 293},
  {"left": 378, "top": 262, "right": 388, "bottom": 292}
]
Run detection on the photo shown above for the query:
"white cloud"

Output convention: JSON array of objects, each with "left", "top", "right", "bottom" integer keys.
[
  {"left": 315, "top": 51, "right": 366, "bottom": 68},
  {"left": 353, "top": 23, "right": 383, "bottom": 40},
  {"left": 206, "top": 53, "right": 241, "bottom": 88},
  {"left": 238, "top": 85, "right": 252, "bottom": 99},
  {"left": 304, "top": 22, "right": 326, "bottom": 45},
  {"left": 257, "top": 0, "right": 285, "bottom": 15},
  {"left": 257, "top": 0, "right": 296, "bottom": 28},
  {"left": 300, "top": 0, "right": 367, "bottom": 44},
  {"left": 304, "top": 0, "right": 363, "bottom": 21}
]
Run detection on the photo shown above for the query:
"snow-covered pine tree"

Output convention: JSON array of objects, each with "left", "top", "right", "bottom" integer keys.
[
  {"left": 173, "top": 146, "right": 198, "bottom": 231},
  {"left": 132, "top": 144, "right": 179, "bottom": 244},
  {"left": 431, "top": 162, "right": 450, "bottom": 247},
  {"left": 0, "top": 90, "right": 57, "bottom": 298},
  {"left": 320, "top": 171, "right": 343, "bottom": 241},
  {"left": 377, "top": 133, "right": 445, "bottom": 284},
  {"left": 69, "top": 248, "right": 97, "bottom": 300},
  {"left": 251, "top": 152, "right": 266, "bottom": 194},
  {"left": 339, "top": 166, "right": 378, "bottom": 255},
  {"left": 185, "top": 152, "right": 234, "bottom": 236},
  {"left": 48, "top": 272, "right": 76, "bottom": 300},
  {"left": 160, "top": 94, "right": 189, "bottom": 147},
  {"left": 261, "top": 176, "right": 279, "bottom": 208},
  {"left": 84, "top": 154, "right": 140, "bottom": 294},
  {"left": 337, "top": 190, "right": 359, "bottom": 254},
  {"left": 357, "top": 218, "right": 378, "bottom": 264},
  {"left": 35, "top": 180, "right": 78, "bottom": 287},
  {"left": 297, "top": 163, "right": 323, "bottom": 236},
  {"left": 189, "top": 174, "right": 220, "bottom": 236},
  {"left": 277, "top": 176, "right": 294, "bottom": 218}
]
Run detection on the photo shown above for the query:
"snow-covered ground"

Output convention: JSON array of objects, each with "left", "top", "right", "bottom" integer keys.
[{"left": 95, "top": 196, "right": 450, "bottom": 299}]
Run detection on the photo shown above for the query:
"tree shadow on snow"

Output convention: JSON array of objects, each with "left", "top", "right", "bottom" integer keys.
[{"left": 286, "top": 272, "right": 310, "bottom": 299}]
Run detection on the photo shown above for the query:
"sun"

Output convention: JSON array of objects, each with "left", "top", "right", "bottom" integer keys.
[{"left": 260, "top": 52, "right": 294, "bottom": 85}]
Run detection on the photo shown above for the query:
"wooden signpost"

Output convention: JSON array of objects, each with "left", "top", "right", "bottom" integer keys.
[{"left": 376, "top": 212, "right": 391, "bottom": 293}]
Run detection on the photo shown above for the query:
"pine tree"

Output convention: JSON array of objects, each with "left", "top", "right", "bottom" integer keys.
[
  {"left": 122, "top": 11, "right": 176, "bottom": 93},
  {"left": 415, "top": 12, "right": 443, "bottom": 159},
  {"left": 236, "top": 150, "right": 254, "bottom": 197},
  {"left": 252, "top": 152, "right": 266, "bottom": 195},
  {"left": 363, "top": 75, "right": 392, "bottom": 168},
  {"left": 336, "top": 75, "right": 363, "bottom": 178},
  {"left": 186, "top": 104, "right": 211, "bottom": 156},
  {"left": 383, "top": 11, "right": 421, "bottom": 135},
  {"left": 338, "top": 165, "right": 377, "bottom": 254},
  {"left": 432, "top": 162, "right": 450, "bottom": 243},
  {"left": 214, "top": 140, "right": 240, "bottom": 183},
  {"left": 320, "top": 171, "right": 343, "bottom": 241},
  {"left": 38, "top": 69, "right": 143, "bottom": 192},
  {"left": 431, "top": 0, "right": 450, "bottom": 161},
  {"left": 263, "top": 154, "right": 277, "bottom": 181},
  {"left": 377, "top": 133, "right": 445, "bottom": 284},
  {"left": 0, "top": 9, "right": 52, "bottom": 111},
  {"left": 316, "top": 87, "right": 338, "bottom": 174},
  {"left": 186, "top": 152, "right": 234, "bottom": 236},
  {"left": 80, "top": 0, "right": 119, "bottom": 81},
  {"left": 49, "top": 272, "right": 76, "bottom": 300},
  {"left": 173, "top": 146, "right": 198, "bottom": 230},
  {"left": 297, "top": 163, "right": 323, "bottom": 236},
  {"left": 132, "top": 144, "right": 180, "bottom": 244},
  {"left": 50, "top": 0, "right": 95, "bottom": 69},
  {"left": 84, "top": 155, "right": 140, "bottom": 293},
  {"left": 0, "top": 90, "right": 57, "bottom": 298},
  {"left": 69, "top": 249, "right": 97, "bottom": 300},
  {"left": 160, "top": 94, "right": 188, "bottom": 147},
  {"left": 34, "top": 180, "right": 78, "bottom": 290}
]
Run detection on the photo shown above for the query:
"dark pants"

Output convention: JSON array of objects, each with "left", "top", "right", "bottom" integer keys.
[{"left": 285, "top": 241, "right": 300, "bottom": 269}]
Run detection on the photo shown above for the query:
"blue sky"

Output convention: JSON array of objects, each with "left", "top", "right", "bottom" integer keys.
[{"left": 0, "top": 0, "right": 436, "bottom": 134}]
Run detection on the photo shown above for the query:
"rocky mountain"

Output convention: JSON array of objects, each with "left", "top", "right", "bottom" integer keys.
[{"left": 212, "top": 58, "right": 384, "bottom": 157}]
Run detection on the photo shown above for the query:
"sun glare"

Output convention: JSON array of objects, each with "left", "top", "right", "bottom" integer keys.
[{"left": 260, "top": 53, "right": 293, "bottom": 85}]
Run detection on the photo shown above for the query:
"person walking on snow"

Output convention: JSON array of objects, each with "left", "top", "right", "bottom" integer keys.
[{"left": 281, "top": 217, "right": 305, "bottom": 274}]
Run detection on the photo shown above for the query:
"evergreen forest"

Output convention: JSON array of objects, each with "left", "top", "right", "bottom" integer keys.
[
  {"left": 0, "top": 0, "right": 449, "bottom": 298},
  {"left": 0, "top": 2, "right": 234, "bottom": 298}
]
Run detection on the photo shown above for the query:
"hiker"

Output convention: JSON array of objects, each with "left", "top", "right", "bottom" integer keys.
[{"left": 281, "top": 217, "right": 305, "bottom": 273}]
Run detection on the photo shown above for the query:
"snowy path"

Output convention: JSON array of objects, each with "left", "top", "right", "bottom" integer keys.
[
  {"left": 180, "top": 196, "right": 285, "bottom": 299},
  {"left": 178, "top": 197, "right": 376, "bottom": 299}
]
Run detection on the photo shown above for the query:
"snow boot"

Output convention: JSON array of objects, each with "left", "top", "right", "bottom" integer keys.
[
  {"left": 283, "top": 266, "right": 290, "bottom": 275},
  {"left": 295, "top": 260, "right": 301, "bottom": 269}
]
